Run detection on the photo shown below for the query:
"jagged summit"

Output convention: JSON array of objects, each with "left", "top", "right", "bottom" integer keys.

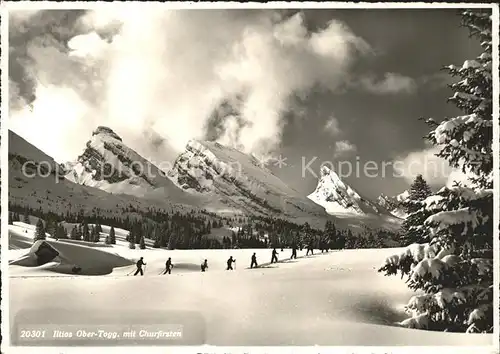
[
  {"left": 308, "top": 165, "right": 392, "bottom": 216},
  {"left": 320, "top": 165, "right": 330, "bottom": 176},
  {"left": 319, "top": 165, "right": 345, "bottom": 183},
  {"left": 92, "top": 126, "right": 122, "bottom": 142},
  {"left": 167, "top": 139, "right": 325, "bottom": 217},
  {"left": 63, "top": 127, "right": 181, "bottom": 198},
  {"left": 376, "top": 190, "right": 409, "bottom": 219}
]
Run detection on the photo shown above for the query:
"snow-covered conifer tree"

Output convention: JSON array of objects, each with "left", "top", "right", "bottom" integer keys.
[
  {"left": 34, "top": 219, "right": 46, "bottom": 241},
  {"left": 76, "top": 224, "right": 83, "bottom": 240},
  {"left": 92, "top": 226, "right": 100, "bottom": 243},
  {"left": 407, "top": 175, "right": 432, "bottom": 209},
  {"left": 401, "top": 175, "right": 433, "bottom": 245},
  {"left": 109, "top": 226, "right": 116, "bottom": 245},
  {"left": 23, "top": 210, "right": 30, "bottom": 224},
  {"left": 379, "top": 9, "right": 493, "bottom": 333},
  {"left": 70, "top": 226, "right": 77, "bottom": 240},
  {"left": 82, "top": 222, "right": 90, "bottom": 242}
]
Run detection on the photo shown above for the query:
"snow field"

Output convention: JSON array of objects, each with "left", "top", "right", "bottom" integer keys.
[
  {"left": 9, "top": 246, "right": 494, "bottom": 346},
  {"left": 7, "top": 223, "right": 494, "bottom": 346}
]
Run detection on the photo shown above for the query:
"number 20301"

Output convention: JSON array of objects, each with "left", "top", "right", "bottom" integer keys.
[{"left": 20, "top": 330, "right": 46, "bottom": 338}]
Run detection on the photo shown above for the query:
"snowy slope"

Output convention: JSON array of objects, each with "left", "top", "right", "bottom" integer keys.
[
  {"left": 8, "top": 237, "right": 494, "bottom": 346},
  {"left": 8, "top": 130, "right": 66, "bottom": 179},
  {"left": 377, "top": 190, "right": 410, "bottom": 219},
  {"left": 308, "top": 165, "right": 394, "bottom": 217},
  {"left": 64, "top": 126, "right": 186, "bottom": 199},
  {"left": 168, "top": 140, "right": 328, "bottom": 219},
  {"left": 8, "top": 130, "right": 199, "bottom": 220}
]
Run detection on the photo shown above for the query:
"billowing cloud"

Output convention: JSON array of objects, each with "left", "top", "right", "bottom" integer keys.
[
  {"left": 9, "top": 85, "right": 91, "bottom": 162},
  {"left": 9, "top": 9, "right": 373, "bottom": 163},
  {"left": 324, "top": 115, "right": 341, "bottom": 136},
  {"left": 9, "top": 10, "right": 89, "bottom": 109},
  {"left": 394, "top": 145, "right": 462, "bottom": 187},
  {"left": 334, "top": 140, "right": 357, "bottom": 157},
  {"left": 67, "top": 31, "right": 108, "bottom": 58},
  {"left": 358, "top": 72, "right": 417, "bottom": 95}
]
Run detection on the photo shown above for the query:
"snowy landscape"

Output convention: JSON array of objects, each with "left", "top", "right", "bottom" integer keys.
[
  {"left": 4, "top": 5, "right": 496, "bottom": 351},
  {"left": 7, "top": 221, "right": 494, "bottom": 346}
]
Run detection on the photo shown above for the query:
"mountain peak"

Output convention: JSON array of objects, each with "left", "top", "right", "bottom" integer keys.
[
  {"left": 168, "top": 138, "right": 323, "bottom": 217},
  {"left": 320, "top": 165, "right": 333, "bottom": 177},
  {"left": 63, "top": 126, "right": 183, "bottom": 197},
  {"left": 308, "top": 166, "right": 392, "bottom": 216},
  {"left": 375, "top": 190, "right": 410, "bottom": 219},
  {"left": 92, "top": 126, "right": 122, "bottom": 142},
  {"left": 318, "top": 165, "right": 346, "bottom": 190}
]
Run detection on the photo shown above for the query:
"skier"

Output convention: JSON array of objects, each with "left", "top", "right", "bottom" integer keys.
[
  {"left": 134, "top": 257, "right": 146, "bottom": 276},
  {"left": 250, "top": 253, "right": 258, "bottom": 269},
  {"left": 306, "top": 240, "right": 314, "bottom": 256},
  {"left": 226, "top": 256, "right": 236, "bottom": 270},
  {"left": 291, "top": 244, "right": 297, "bottom": 259},
  {"left": 271, "top": 248, "right": 279, "bottom": 264},
  {"left": 201, "top": 259, "right": 208, "bottom": 272},
  {"left": 163, "top": 257, "right": 172, "bottom": 275}
]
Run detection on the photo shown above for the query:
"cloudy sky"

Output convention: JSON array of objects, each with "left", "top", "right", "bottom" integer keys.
[{"left": 8, "top": 7, "right": 483, "bottom": 199}]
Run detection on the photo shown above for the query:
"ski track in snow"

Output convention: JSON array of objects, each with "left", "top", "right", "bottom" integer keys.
[{"left": 8, "top": 229, "right": 494, "bottom": 346}]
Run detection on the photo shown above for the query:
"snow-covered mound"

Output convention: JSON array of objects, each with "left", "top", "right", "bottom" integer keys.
[
  {"left": 168, "top": 140, "right": 327, "bottom": 218},
  {"left": 377, "top": 190, "right": 409, "bottom": 219},
  {"left": 9, "top": 232, "right": 133, "bottom": 276},
  {"left": 64, "top": 126, "right": 184, "bottom": 198},
  {"left": 308, "top": 165, "right": 393, "bottom": 217}
]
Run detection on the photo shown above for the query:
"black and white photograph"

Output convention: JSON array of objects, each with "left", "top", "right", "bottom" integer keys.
[{"left": 1, "top": 2, "right": 498, "bottom": 351}]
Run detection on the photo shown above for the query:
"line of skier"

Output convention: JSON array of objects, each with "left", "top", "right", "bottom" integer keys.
[{"left": 133, "top": 239, "right": 329, "bottom": 276}]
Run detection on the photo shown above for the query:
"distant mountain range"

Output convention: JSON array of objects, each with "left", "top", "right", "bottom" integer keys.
[
  {"left": 376, "top": 191, "right": 410, "bottom": 219},
  {"left": 8, "top": 127, "right": 403, "bottom": 232}
]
